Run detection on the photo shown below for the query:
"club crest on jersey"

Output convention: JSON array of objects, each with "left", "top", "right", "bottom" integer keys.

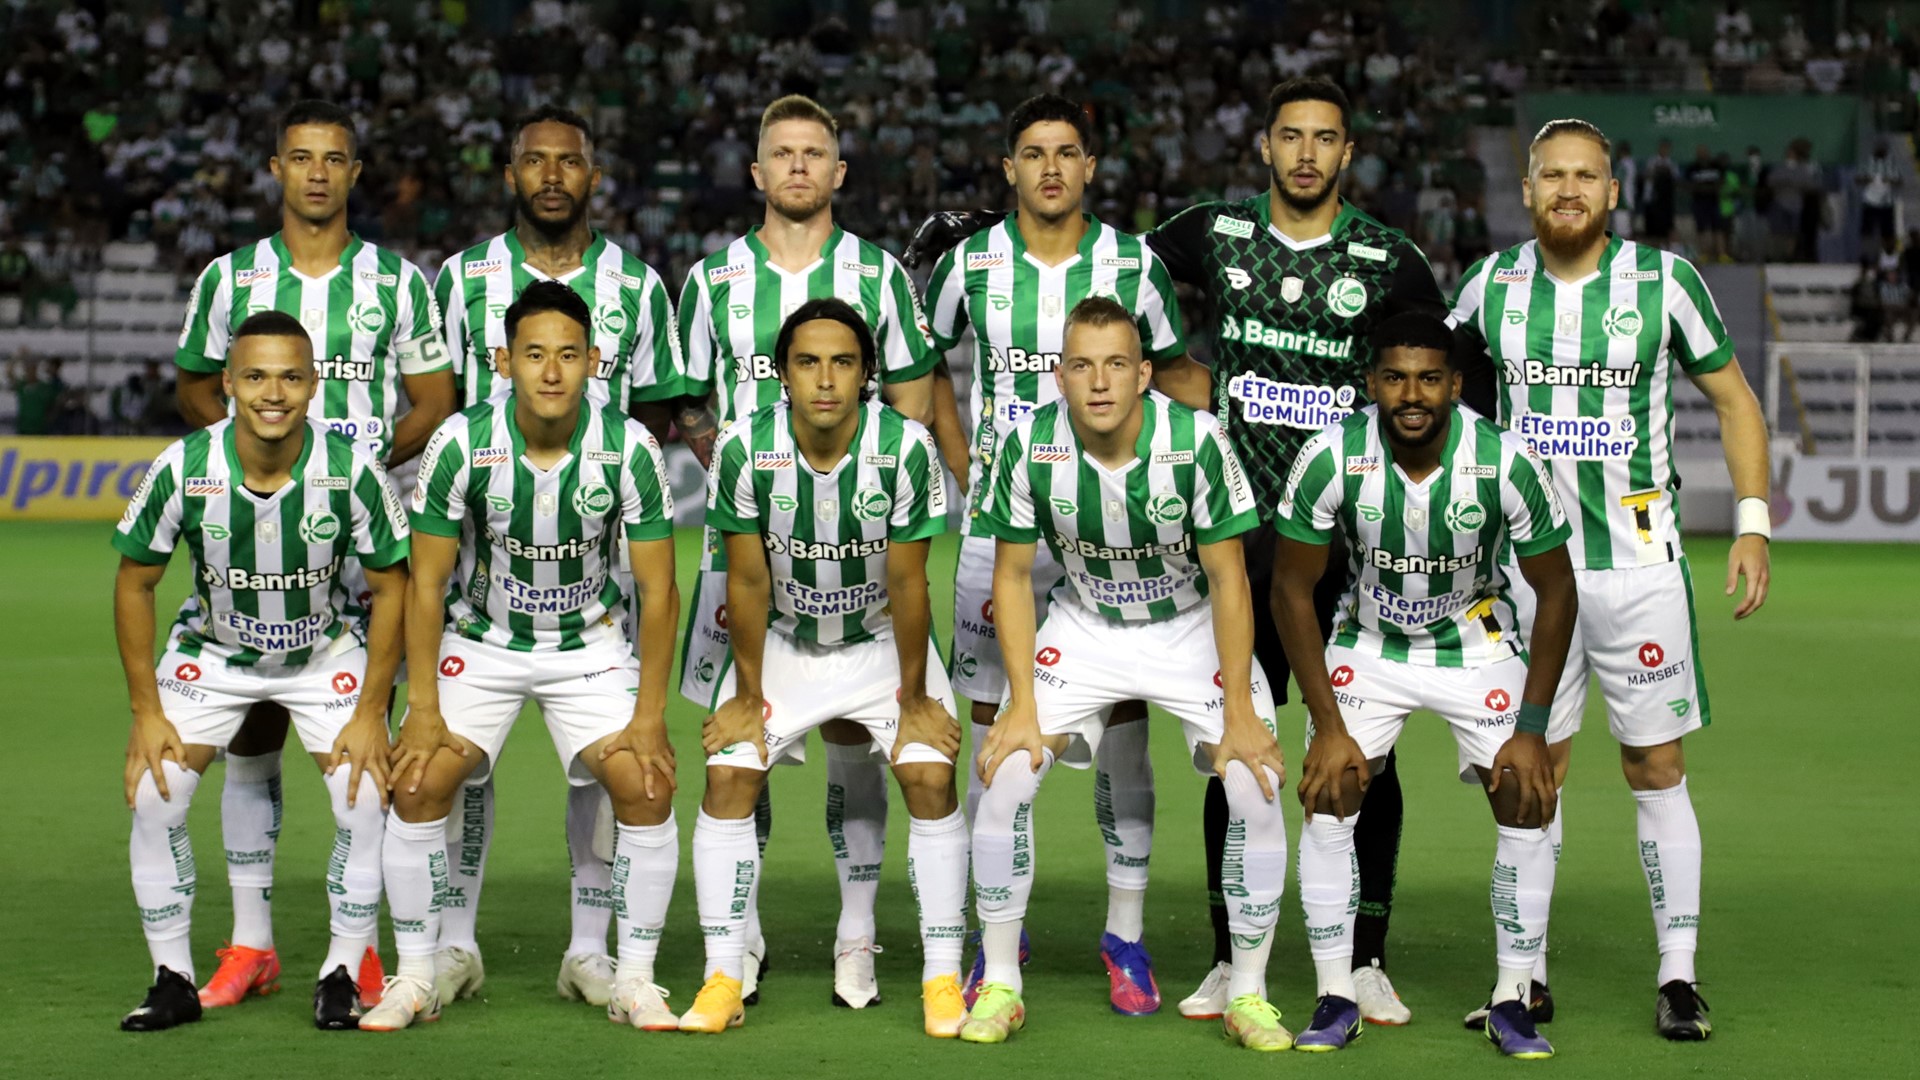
[
  {"left": 1493, "top": 268, "right": 1532, "bottom": 284},
  {"left": 1229, "top": 267, "right": 1255, "bottom": 291},
  {"left": 1602, "top": 305, "right": 1644, "bottom": 340},
  {"left": 1326, "top": 276, "right": 1369, "bottom": 318},
  {"left": 770, "top": 493, "right": 798, "bottom": 512},
  {"left": 1098, "top": 255, "right": 1141, "bottom": 270},
  {"left": 754, "top": 452, "right": 794, "bottom": 470},
  {"left": 235, "top": 267, "right": 276, "bottom": 288},
  {"left": 1049, "top": 497, "right": 1078, "bottom": 517},
  {"left": 586, "top": 450, "right": 622, "bottom": 465},
  {"left": 1347, "top": 241, "right": 1388, "bottom": 262},
  {"left": 347, "top": 301, "right": 386, "bottom": 335},
  {"left": 815, "top": 497, "right": 839, "bottom": 520},
  {"left": 573, "top": 482, "right": 614, "bottom": 517},
  {"left": 472, "top": 446, "right": 509, "bottom": 467},
  {"left": 465, "top": 259, "right": 505, "bottom": 278},
  {"left": 1212, "top": 217, "right": 1255, "bottom": 239},
  {"left": 708, "top": 263, "right": 750, "bottom": 285},
  {"left": 840, "top": 260, "right": 880, "bottom": 278},
  {"left": 1144, "top": 491, "right": 1188, "bottom": 526},
  {"left": 967, "top": 251, "right": 1009, "bottom": 271},
  {"left": 184, "top": 478, "right": 227, "bottom": 497},
  {"left": 1030, "top": 443, "right": 1073, "bottom": 463},
  {"left": 594, "top": 305, "right": 629, "bottom": 336},
  {"left": 1444, "top": 498, "right": 1487, "bottom": 532},
  {"left": 299, "top": 510, "right": 341, "bottom": 544},
  {"left": 852, "top": 487, "right": 892, "bottom": 521},
  {"left": 311, "top": 475, "right": 348, "bottom": 490}
]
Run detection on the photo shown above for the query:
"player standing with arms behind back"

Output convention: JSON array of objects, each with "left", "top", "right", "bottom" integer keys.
[
  {"left": 922, "top": 92, "right": 1202, "bottom": 1012},
  {"left": 674, "top": 94, "right": 942, "bottom": 1010},
  {"left": 1448, "top": 118, "right": 1772, "bottom": 1040}
]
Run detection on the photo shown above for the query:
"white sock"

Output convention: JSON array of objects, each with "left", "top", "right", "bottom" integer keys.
[
  {"left": 221, "top": 750, "right": 281, "bottom": 951},
  {"left": 965, "top": 721, "right": 993, "bottom": 830},
  {"left": 1299, "top": 812, "right": 1360, "bottom": 1001},
  {"left": 384, "top": 814, "right": 449, "bottom": 980},
  {"left": 825, "top": 741, "right": 887, "bottom": 943},
  {"left": 319, "top": 768, "right": 384, "bottom": 979},
  {"left": 1535, "top": 790, "right": 1563, "bottom": 985},
  {"left": 438, "top": 779, "right": 492, "bottom": 954},
  {"left": 566, "top": 782, "right": 615, "bottom": 957},
  {"left": 693, "top": 810, "right": 758, "bottom": 980},
  {"left": 131, "top": 761, "right": 203, "bottom": 981},
  {"left": 907, "top": 809, "right": 969, "bottom": 981},
  {"left": 612, "top": 813, "right": 678, "bottom": 985},
  {"left": 1491, "top": 823, "right": 1556, "bottom": 1002},
  {"left": 973, "top": 748, "right": 1051, "bottom": 992},
  {"left": 1635, "top": 778, "right": 1702, "bottom": 985},
  {"left": 1221, "top": 762, "right": 1288, "bottom": 1001},
  {"left": 1095, "top": 719, "right": 1153, "bottom": 941}
]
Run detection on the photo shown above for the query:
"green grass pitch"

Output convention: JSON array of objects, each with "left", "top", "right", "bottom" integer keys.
[{"left": 0, "top": 523, "right": 1912, "bottom": 1078}]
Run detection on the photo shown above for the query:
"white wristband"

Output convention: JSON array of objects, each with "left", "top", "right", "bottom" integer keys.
[{"left": 1735, "top": 496, "right": 1771, "bottom": 540}]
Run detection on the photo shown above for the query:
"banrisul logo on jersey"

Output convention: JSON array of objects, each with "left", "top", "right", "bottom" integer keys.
[
  {"left": 1226, "top": 374, "right": 1357, "bottom": 428},
  {"left": 298, "top": 509, "right": 341, "bottom": 544},
  {"left": 851, "top": 486, "right": 892, "bottom": 522},
  {"left": 573, "top": 482, "right": 615, "bottom": 518}
]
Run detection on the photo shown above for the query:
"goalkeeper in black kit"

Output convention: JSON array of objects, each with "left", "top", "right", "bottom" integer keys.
[{"left": 909, "top": 77, "right": 1473, "bottom": 1028}]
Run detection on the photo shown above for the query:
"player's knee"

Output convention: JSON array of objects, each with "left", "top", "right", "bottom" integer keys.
[
  {"left": 701, "top": 765, "right": 765, "bottom": 818},
  {"left": 1620, "top": 738, "right": 1685, "bottom": 790}
]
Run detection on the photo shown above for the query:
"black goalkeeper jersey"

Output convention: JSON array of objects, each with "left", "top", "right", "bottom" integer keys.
[{"left": 1147, "top": 195, "right": 1446, "bottom": 518}]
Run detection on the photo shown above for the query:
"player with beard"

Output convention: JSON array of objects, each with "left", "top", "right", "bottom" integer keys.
[
  {"left": 430, "top": 105, "right": 685, "bottom": 1014},
  {"left": 902, "top": 78, "right": 1454, "bottom": 1024},
  {"left": 672, "top": 95, "right": 942, "bottom": 1012},
  {"left": 1448, "top": 119, "right": 1771, "bottom": 1041}
]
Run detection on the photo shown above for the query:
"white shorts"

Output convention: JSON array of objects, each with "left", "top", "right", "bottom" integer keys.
[
  {"left": 678, "top": 563, "right": 731, "bottom": 705},
  {"left": 1508, "top": 557, "right": 1708, "bottom": 748},
  {"left": 1323, "top": 644, "right": 1530, "bottom": 783},
  {"left": 949, "top": 532, "right": 1064, "bottom": 705},
  {"left": 431, "top": 634, "right": 638, "bottom": 786},
  {"left": 156, "top": 636, "right": 369, "bottom": 754},
  {"left": 705, "top": 632, "right": 957, "bottom": 771},
  {"left": 1028, "top": 600, "right": 1277, "bottom": 776}
]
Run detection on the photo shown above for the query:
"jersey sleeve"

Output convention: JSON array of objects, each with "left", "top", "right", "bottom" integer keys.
[
  {"left": 876, "top": 253, "right": 941, "bottom": 384},
  {"left": 1385, "top": 233, "right": 1447, "bottom": 318},
  {"left": 1143, "top": 203, "right": 1213, "bottom": 287},
  {"left": 923, "top": 247, "right": 968, "bottom": 353},
  {"left": 675, "top": 269, "right": 717, "bottom": 399},
  {"left": 619, "top": 421, "right": 676, "bottom": 541},
  {"left": 433, "top": 255, "right": 471, "bottom": 392},
  {"left": 408, "top": 418, "right": 469, "bottom": 537},
  {"left": 1192, "top": 417, "right": 1259, "bottom": 544},
  {"left": 703, "top": 428, "right": 758, "bottom": 534},
  {"left": 1136, "top": 248, "right": 1189, "bottom": 363},
  {"left": 1273, "top": 430, "right": 1342, "bottom": 545},
  {"left": 393, "top": 259, "right": 452, "bottom": 377},
  {"left": 1665, "top": 256, "right": 1736, "bottom": 375},
  {"left": 111, "top": 441, "right": 187, "bottom": 564},
  {"left": 890, "top": 422, "right": 949, "bottom": 543},
  {"left": 628, "top": 265, "right": 687, "bottom": 403},
  {"left": 350, "top": 450, "right": 413, "bottom": 569},
  {"left": 972, "top": 421, "right": 1038, "bottom": 543},
  {"left": 1501, "top": 437, "right": 1571, "bottom": 557},
  {"left": 174, "top": 259, "right": 231, "bottom": 374}
]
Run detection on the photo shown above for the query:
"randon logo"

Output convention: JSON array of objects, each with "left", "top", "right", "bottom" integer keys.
[
  {"left": 175, "top": 663, "right": 202, "bottom": 682},
  {"left": 439, "top": 656, "right": 466, "bottom": 678},
  {"left": 331, "top": 672, "right": 359, "bottom": 695},
  {"left": 1638, "top": 642, "right": 1665, "bottom": 668},
  {"left": 1035, "top": 647, "right": 1062, "bottom": 667},
  {"left": 1485, "top": 688, "right": 1511, "bottom": 712},
  {"left": 1329, "top": 665, "right": 1354, "bottom": 687}
]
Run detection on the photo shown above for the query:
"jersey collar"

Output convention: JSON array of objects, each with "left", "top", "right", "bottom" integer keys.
[
  {"left": 268, "top": 232, "right": 363, "bottom": 283},
  {"left": 744, "top": 224, "right": 845, "bottom": 277},
  {"left": 502, "top": 228, "right": 606, "bottom": 284}
]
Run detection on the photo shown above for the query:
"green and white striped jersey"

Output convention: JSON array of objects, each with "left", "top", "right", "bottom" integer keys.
[
  {"left": 704, "top": 399, "right": 946, "bottom": 646},
  {"left": 176, "top": 235, "right": 445, "bottom": 461},
  {"left": 409, "top": 398, "right": 675, "bottom": 653},
  {"left": 1276, "top": 405, "right": 1570, "bottom": 667},
  {"left": 677, "top": 226, "right": 940, "bottom": 428},
  {"left": 1448, "top": 237, "right": 1735, "bottom": 570},
  {"left": 924, "top": 213, "right": 1187, "bottom": 515},
  {"left": 975, "top": 393, "right": 1258, "bottom": 623},
  {"left": 112, "top": 419, "right": 412, "bottom": 668},
  {"left": 434, "top": 230, "right": 682, "bottom": 412}
]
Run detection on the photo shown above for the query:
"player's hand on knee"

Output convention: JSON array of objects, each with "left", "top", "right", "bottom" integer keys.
[
  {"left": 389, "top": 704, "right": 464, "bottom": 795},
  {"left": 1297, "top": 727, "right": 1368, "bottom": 820},
  {"left": 703, "top": 695, "right": 768, "bottom": 764},
  {"left": 894, "top": 693, "right": 959, "bottom": 764},
  {"left": 124, "top": 707, "right": 186, "bottom": 807},
  {"left": 1212, "top": 716, "right": 1287, "bottom": 802},
  {"left": 604, "top": 720, "right": 678, "bottom": 800},
  {"left": 1727, "top": 534, "right": 1770, "bottom": 620},
  {"left": 976, "top": 702, "right": 1042, "bottom": 787},
  {"left": 1489, "top": 732, "right": 1556, "bottom": 828},
  {"left": 329, "top": 711, "right": 394, "bottom": 811}
]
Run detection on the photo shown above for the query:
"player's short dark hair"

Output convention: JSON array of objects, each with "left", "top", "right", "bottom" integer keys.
[
  {"left": 1368, "top": 311, "right": 1455, "bottom": 368},
  {"left": 504, "top": 281, "right": 591, "bottom": 344},
  {"left": 1530, "top": 117, "right": 1612, "bottom": 160},
  {"left": 512, "top": 104, "right": 596, "bottom": 159},
  {"left": 279, "top": 99, "right": 358, "bottom": 157},
  {"left": 1006, "top": 93, "right": 1092, "bottom": 156},
  {"left": 1263, "top": 77, "right": 1352, "bottom": 139},
  {"left": 760, "top": 94, "right": 838, "bottom": 144},
  {"left": 1063, "top": 295, "right": 1142, "bottom": 350},
  {"left": 231, "top": 310, "right": 313, "bottom": 361},
  {"left": 773, "top": 297, "right": 879, "bottom": 400}
]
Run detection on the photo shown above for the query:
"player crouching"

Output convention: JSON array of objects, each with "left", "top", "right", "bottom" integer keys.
[
  {"left": 363, "top": 282, "right": 682, "bottom": 1032},
  {"left": 115, "top": 312, "right": 410, "bottom": 1031},
  {"left": 1273, "top": 312, "right": 1575, "bottom": 1057},
  {"left": 680, "top": 299, "right": 967, "bottom": 1038},
  {"left": 960, "top": 297, "right": 1293, "bottom": 1050}
]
